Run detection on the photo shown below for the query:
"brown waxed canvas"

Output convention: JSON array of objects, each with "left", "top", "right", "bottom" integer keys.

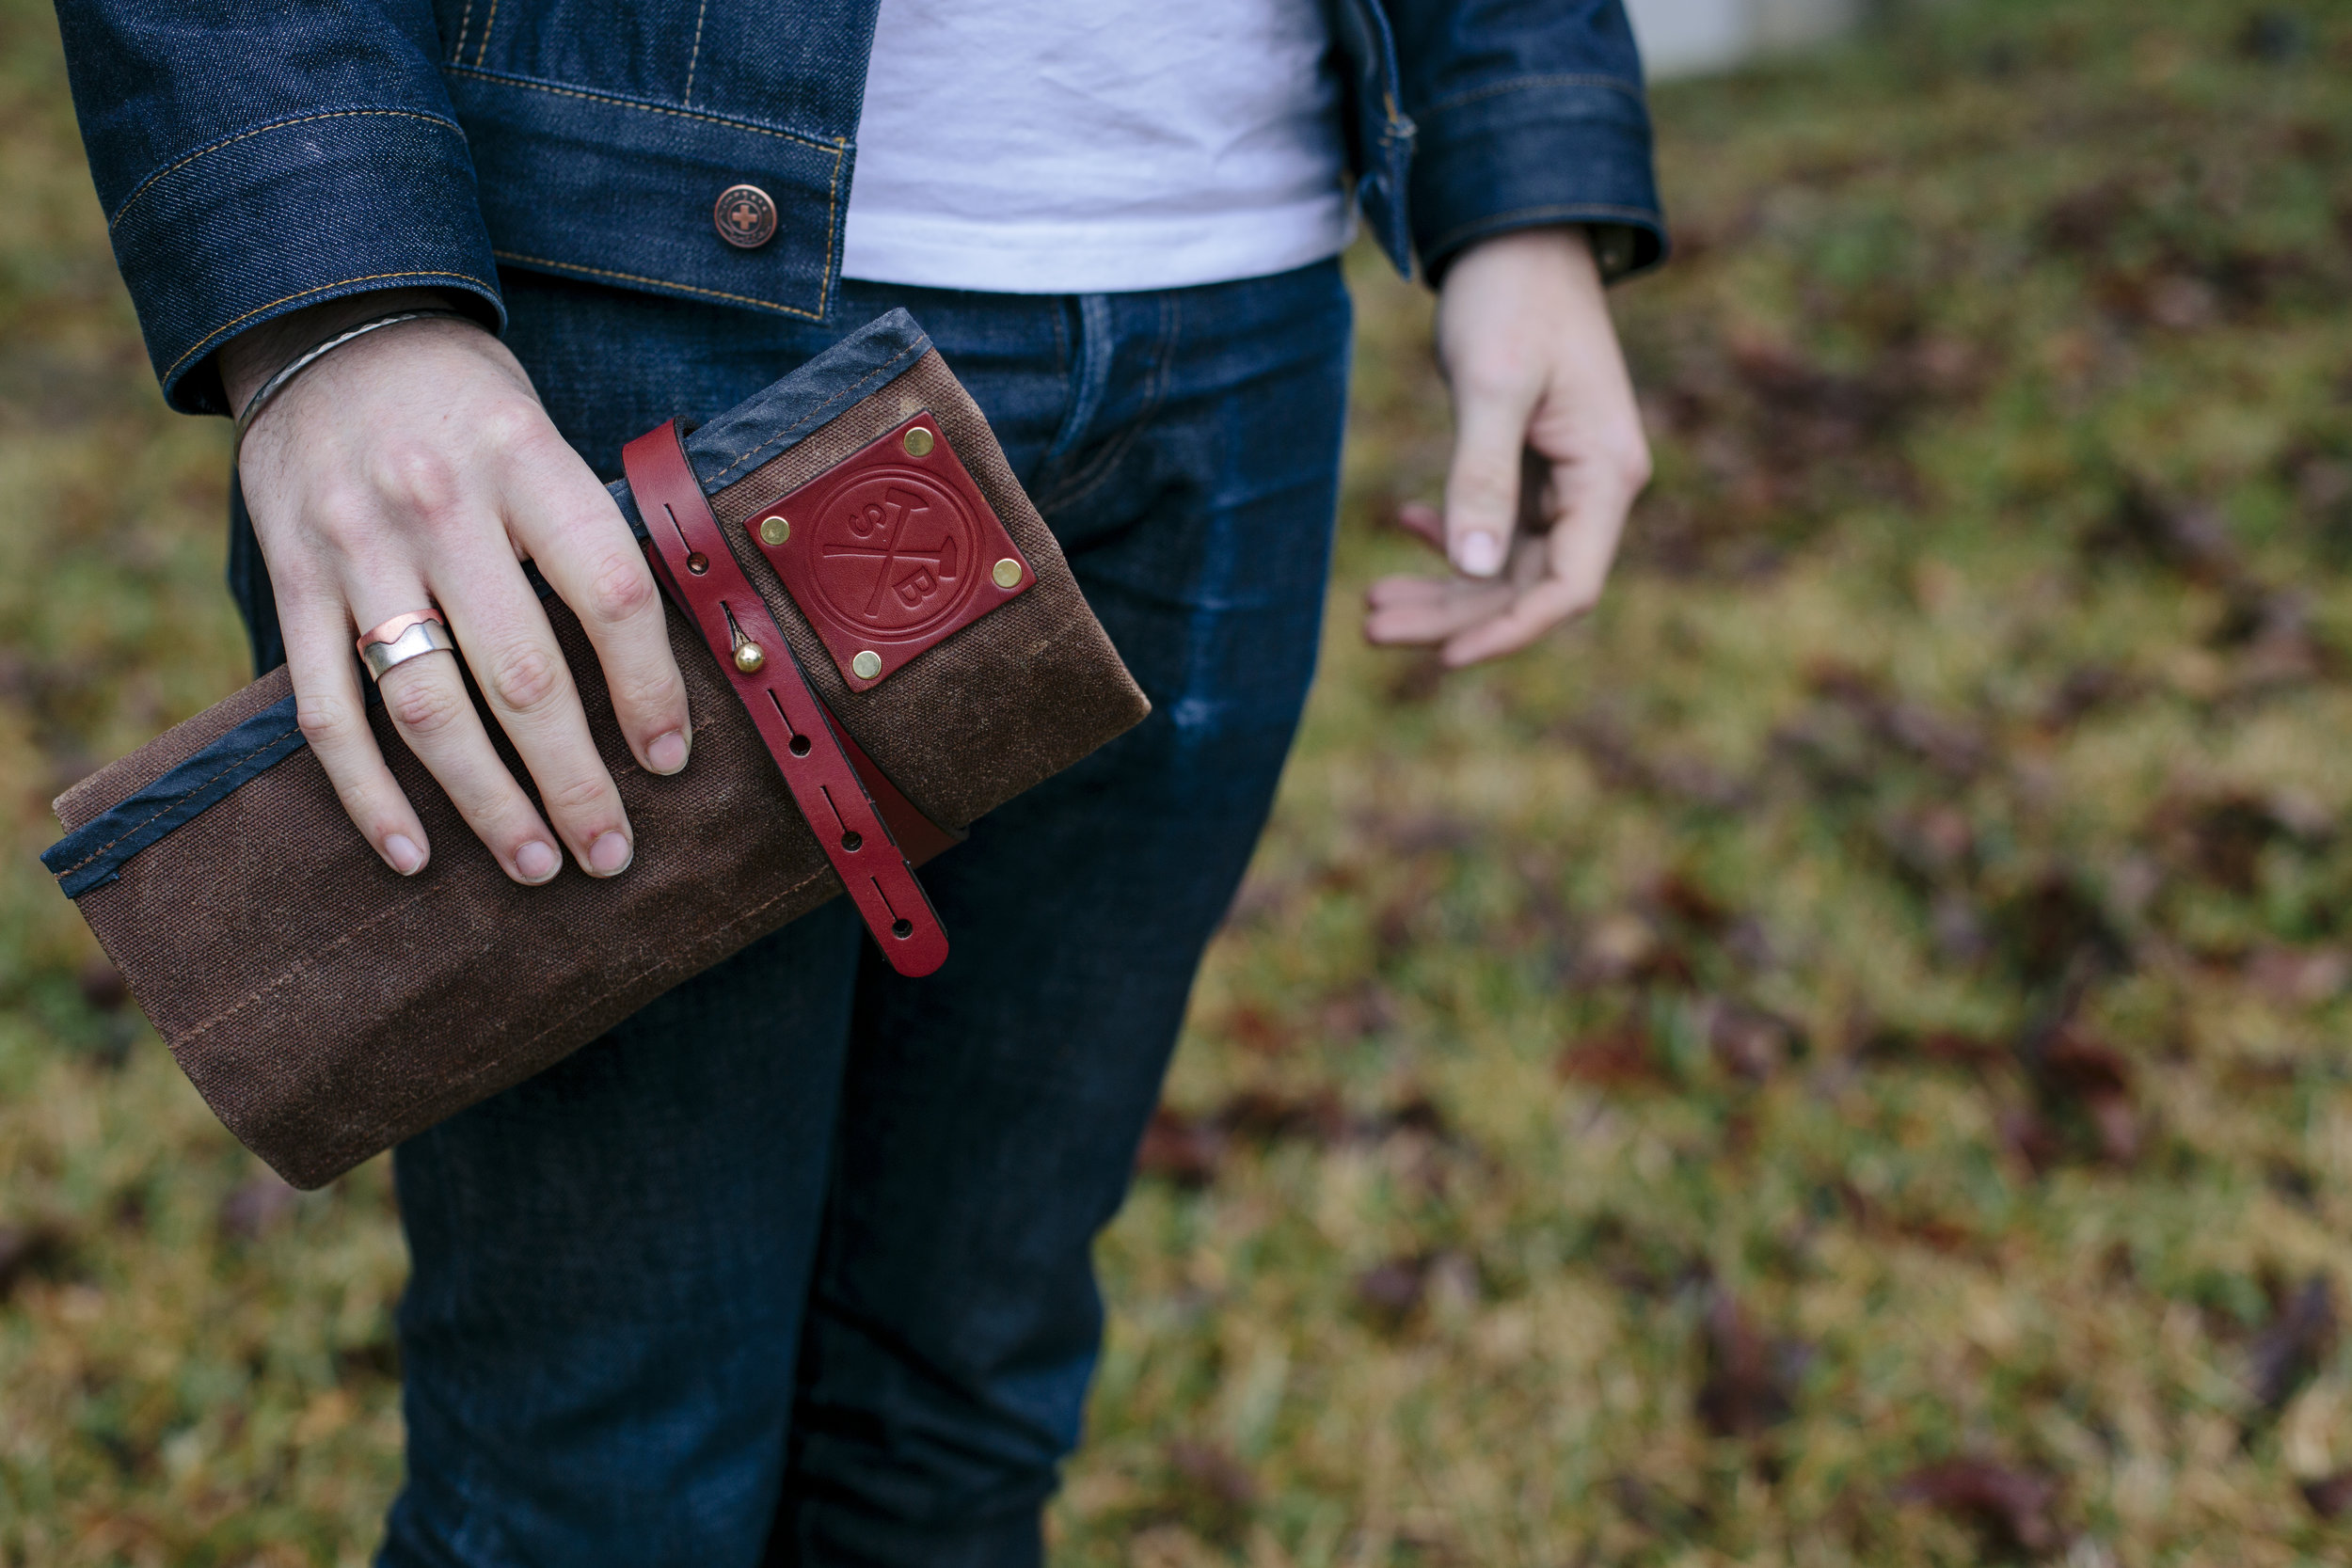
[{"left": 50, "top": 348, "right": 1150, "bottom": 1189}]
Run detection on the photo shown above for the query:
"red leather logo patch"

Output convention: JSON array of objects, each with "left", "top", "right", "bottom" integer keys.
[{"left": 749, "top": 413, "right": 1033, "bottom": 690}]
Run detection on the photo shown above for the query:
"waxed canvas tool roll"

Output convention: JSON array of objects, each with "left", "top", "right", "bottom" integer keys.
[{"left": 41, "top": 310, "right": 1149, "bottom": 1189}]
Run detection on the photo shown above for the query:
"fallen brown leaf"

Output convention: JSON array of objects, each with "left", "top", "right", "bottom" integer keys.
[
  {"left": 1216, "top": 1087, "right": 1349, "bottom": 1146},
  {"left": 2242, "top": 945, "right": 2352, "bottom": 1006},
  {"left": 2036, "top": 1026, "right": 2140, "bottom": 1165},
  {"left": 1355, "top": 1249, "right": 1478, "bottom": 1331},
  {"left": 1166, "top": 1439, "right": 1259, "bottom": 1512},
  {"left": 218, "top": 1176, "right": 300, "bottom": 1241},
  {"left": 2300, "top": 1466, "right": 2352, "bottom": 1519},
  {"left": 1892, "top": 1458, "right": 2063, "bottom": 1557},
  {"left": 1219, "top": 1004, "right": 1294, "bottom": 1055},
  {"left": 1557, "top": 1023, "right": 1667, "bottom": 1088},
  {"left": 2248, "top": 1275, "right": 2336, "bottom": 1420},
  {"left": 1695, "top": 1289, "right": 1801, "bottom": 1438},
  {"left": 75, "top": 957, "right": 129, "bottom": 1013},
  {"left": 1704, "top": 999, "right": 1797, "bottom": 1083},
  {"left": 1135, "top": 1108, "right": 1225, "bottom": 1188},
  {"left": 0, "top": 1222, "right": 70, "bottom": 1299}
]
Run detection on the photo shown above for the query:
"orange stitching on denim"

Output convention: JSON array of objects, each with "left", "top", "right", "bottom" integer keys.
[
  {"left": 492, "top": 251, "right": 825, "bottom": 319},
  {"left": 472, "top": 0, "right": 500, "bottom": 67},
  {"left": 442, "top": 66, "right": 844, "bottom": 154},
  {"left": 1422, "top": 72, "right": 1644, "bottom": 117},
  {"left": 109, "top": 110, "right": 460, "bottom": 234},
  {"left": 815, "top": 137, "right": 845, "bottom": 317},
  {"left": 160, "top": 270, "right": 496, "bottom": 386},
  {"left": 682, "top": 0, "right": 711, "bottom": 104},
  {"left": 452, "top": 0, "right": 474, "bottom": 62}
]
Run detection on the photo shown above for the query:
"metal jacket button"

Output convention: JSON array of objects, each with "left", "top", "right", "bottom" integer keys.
[{"left": 714, "top": 184, "right": 777, "bottom": 249}]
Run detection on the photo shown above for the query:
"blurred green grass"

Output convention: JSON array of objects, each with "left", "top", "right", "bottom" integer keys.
[{"left": 8, "top": 1, "right": 2352, "bottom": 1562}]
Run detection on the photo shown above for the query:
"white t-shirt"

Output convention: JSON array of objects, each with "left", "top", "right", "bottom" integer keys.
[{"left": 840, "top": 0, "right": 1354, "bottom": 293}]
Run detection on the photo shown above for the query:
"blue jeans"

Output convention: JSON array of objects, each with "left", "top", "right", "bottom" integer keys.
[{"left": 230, "top": 260, "right": 1352, "bottom": 1565}]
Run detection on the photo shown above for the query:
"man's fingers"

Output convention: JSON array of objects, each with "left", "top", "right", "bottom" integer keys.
[
  {"left": 1392, "top": 500, "right": 1449, "bottom": 554},
  {"left": 279, "top": 594, "right": 432, "bottom": 876},
  {"left": 371, "top": 635, "right": 571, "bottom": 884},
  {"left": 1363, "top": 573, "right": 1515, "bottom": 645},
  {"left": 425, "top": 546, "right": 636, "bottom": 879},
  {"left": 1440, "top": 377, "right": 1538, "bottom": 578},
  {"left": 1439, "top": 576, "right": 1595, "bottom": 666},
  {"left": 500, "top": 446, "right": 692, "bottom": 778}
]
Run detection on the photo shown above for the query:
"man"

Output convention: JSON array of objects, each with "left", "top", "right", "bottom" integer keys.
[{"left": 56, "top": 0, "right": 1661, "bottom": 1560}]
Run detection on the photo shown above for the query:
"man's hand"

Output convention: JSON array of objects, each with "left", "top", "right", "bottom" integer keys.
[
  {"left": 223, "top": 290, "right": 691, "bottom": 883},
  {"left": 1362, "top": 226, "right": 1651, "bottom": 666}
]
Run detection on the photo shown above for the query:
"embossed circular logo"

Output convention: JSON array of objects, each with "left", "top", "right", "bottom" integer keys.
[
  {"left": 809, "top": 468, "right": 980, "bottom": 637},
  {"left": 713, "top": 183, "right": 778, "bottom": 249}
]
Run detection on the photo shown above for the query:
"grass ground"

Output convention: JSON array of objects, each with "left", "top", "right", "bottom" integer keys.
[{"left": 5, "top": 1, "right": 2352, "bottom": 1562}]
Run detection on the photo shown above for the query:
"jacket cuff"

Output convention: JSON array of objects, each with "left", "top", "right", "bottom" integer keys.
[
  {"left": 104, "top": 108, "right": 506, "bottom": 415},
  {"left": 1407, "top": 76, "right": 1667, "bottom": 285}
]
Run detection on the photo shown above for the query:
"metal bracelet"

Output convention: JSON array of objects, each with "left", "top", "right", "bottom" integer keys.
[{"left": 230, "top": 307, "right": 475, "bottom": 457}]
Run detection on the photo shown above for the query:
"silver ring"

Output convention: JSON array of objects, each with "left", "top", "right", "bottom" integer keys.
[{"left": 358, "top": 614, "right": 457, "bottom": 681}]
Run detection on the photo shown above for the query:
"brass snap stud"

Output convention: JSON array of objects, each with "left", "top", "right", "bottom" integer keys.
[
  {"left": 758, "top": 515, "right": 790, "bottom": 546},
  {"left": 850, "top": 649, "right": 882, "bottom": 680},
  {"left": 991, "top": 557, "right": 1023, "bottom": 590},
  {"left": 686, "top": 551, "right": 709, "bottom": 576},
  {"left": 733, "top": 641, "right": 766, "bottom": 674},
  {"left": 902, "top": 427, "right": 934, "bottom": 458},
  {"left": 714, "top": 183, "right": 778, "bottom": 249}
]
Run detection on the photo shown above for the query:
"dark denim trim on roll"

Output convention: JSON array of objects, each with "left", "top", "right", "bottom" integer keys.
[
  {"left": 44, "top": 695, "right": 308, "bottom": 895},
  {"left": 607, "top": 308, "right": 933, "bottom": 533}
]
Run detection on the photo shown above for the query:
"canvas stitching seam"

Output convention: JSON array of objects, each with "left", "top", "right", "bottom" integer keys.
[
  {"left": 51, "top": 727, "right": 300, "bottom": 879},
  {"left": 174, "top": 861, "right": 835, "bottom": 1048}
]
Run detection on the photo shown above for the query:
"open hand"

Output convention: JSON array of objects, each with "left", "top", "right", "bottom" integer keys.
[
  {"left": 1363, "top": 226, "right": 1651, "bottom": 666},
  {"left": 223, "top": 290, "right": 691, "bottom": 883}
]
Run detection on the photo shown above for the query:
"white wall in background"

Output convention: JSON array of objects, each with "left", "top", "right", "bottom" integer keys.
[{"left": 1625, "top": 0, "right": 1865, "bottom": 78}]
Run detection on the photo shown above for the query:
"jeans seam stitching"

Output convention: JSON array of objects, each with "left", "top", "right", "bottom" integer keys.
[
  {"left": 108, "top": 109, "right": 464, "bottom": 234},
  {"left": 492, "top": 251, "right": 825, "bottom": 323},
  {"left": 1045, "top": 293, "right": 1179, "bottom": 514},
  {"left": 1421, "top": 71, "right": 1645, "bottom": 117},
  {"left": 441, "top": 65, "right": 846, "bottom": 154},
  {"left": 160, "top": 268, "right": 498, "bottom": 388}
]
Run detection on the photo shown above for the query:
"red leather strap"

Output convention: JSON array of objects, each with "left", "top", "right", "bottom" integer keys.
[{"left": 623, "top": 421, "right": 949, "bottom": 977}]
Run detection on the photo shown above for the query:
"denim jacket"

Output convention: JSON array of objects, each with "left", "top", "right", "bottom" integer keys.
[{"left": 55, "top": 0, "right": 1664, "bottom": 416}]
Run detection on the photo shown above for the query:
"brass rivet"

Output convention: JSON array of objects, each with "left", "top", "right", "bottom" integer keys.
[
  {"left": 758, "top": 515, "right": 789, "bottom": 546},
  {"left": 992, "top": 557, "right": 1022, "bottom": 590},
  {"left": 902, "top": 426, "right": 934, "bottom": 458},
  {"left": 686, "top": 551, "right": 709, "bottom": 576},
  {"left": 733, "top": 641, "right": 766, "bottom": 674},
  {"left": 850, "top": 649, "right": 882, "bottom": 680}
]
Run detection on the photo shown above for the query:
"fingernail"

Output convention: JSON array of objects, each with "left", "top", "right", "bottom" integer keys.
[
  {"left": 586, "top": 831, "right": 634, "bottom": 878},
  {"left": 648, "top": 728, "right": 691, "bottom": 775},
  {"left": 515, "top": 840, "right": 561, "bottom": 883},
  {"left": 384, "top": 833, "right": 425, "bottom": 876},
  {"left": 1456, "top": 531, "right": 1505, "bottom": 577}
]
